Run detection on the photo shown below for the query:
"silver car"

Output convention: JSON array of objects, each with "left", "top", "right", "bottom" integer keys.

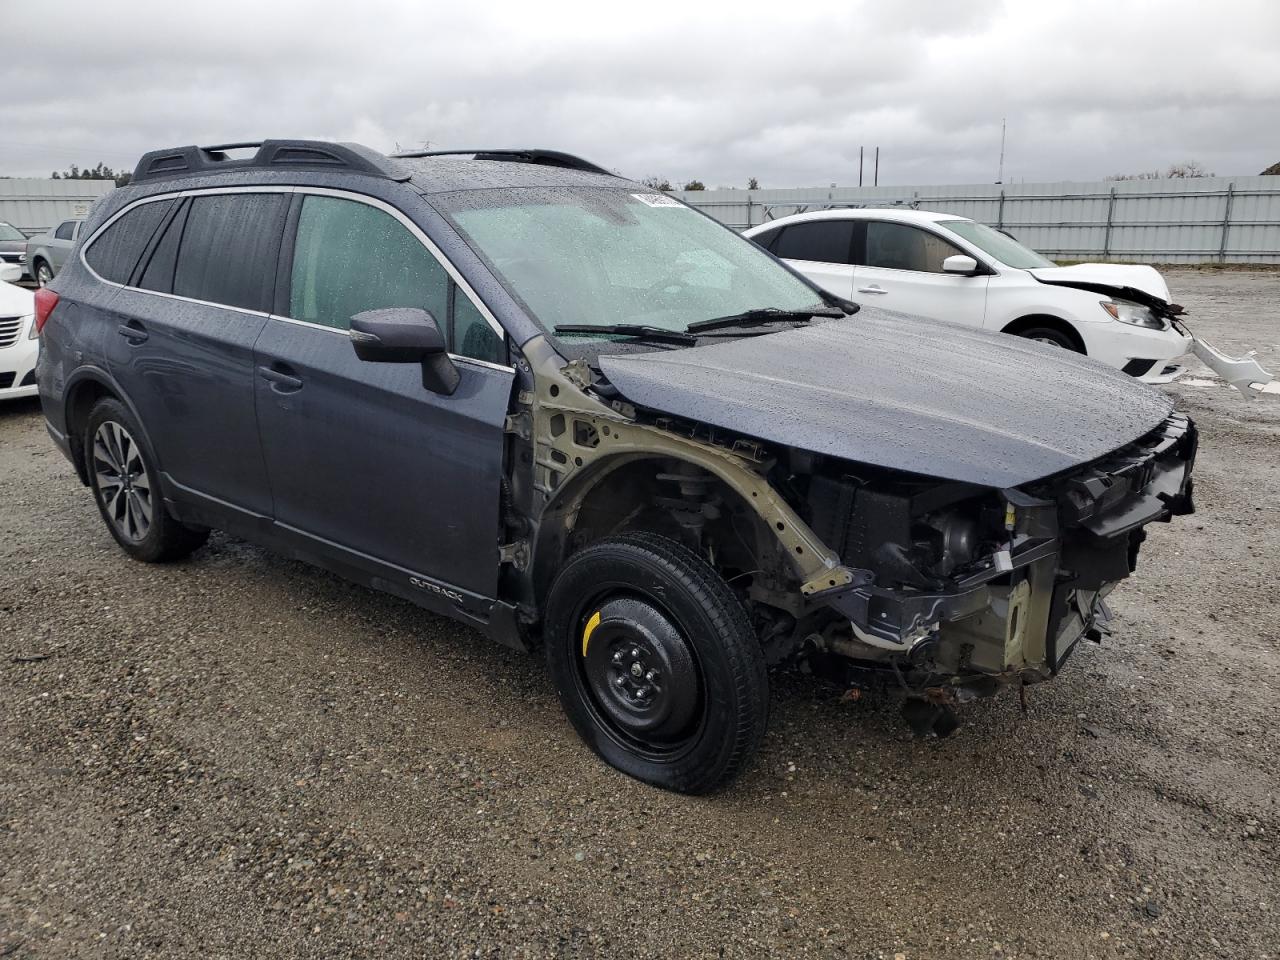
[
  {"left": 0, "top": 222, "right": 28, "bottom": 280},
  {"left": 26, "top": 218, "right": 86, "bottom": 286}
]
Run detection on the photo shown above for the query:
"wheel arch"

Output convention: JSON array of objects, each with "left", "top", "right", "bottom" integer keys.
[
  {"left": 63, "top": 368, "right": 158, "bottom": 486},
  {"left": 527, "top": 447, "right": 835, "bottom": 618},
  {"left": 1001, "top": 313, "right": 1087, "bottom": 353}
]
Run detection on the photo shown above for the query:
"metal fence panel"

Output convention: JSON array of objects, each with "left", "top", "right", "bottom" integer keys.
[
  {"left": 0, "top": 179, "right": 116, "bottom": 237},
  {"left": 672, "top": 176, "right": 1280, "bottom": 264}
]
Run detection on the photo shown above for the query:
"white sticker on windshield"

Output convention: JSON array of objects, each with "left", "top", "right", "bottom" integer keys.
[{"left": 631, "top": 193, "right": 684, "bottom": 208}]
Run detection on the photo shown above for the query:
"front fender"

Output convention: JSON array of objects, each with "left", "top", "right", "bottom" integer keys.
[{"left": 521, "top": 334, "right": 857, "bottom": 601}]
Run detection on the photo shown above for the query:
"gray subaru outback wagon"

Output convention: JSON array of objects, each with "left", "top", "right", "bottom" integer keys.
[{"left": 35, "top": 140, "right": 1195, "bottom": 792}]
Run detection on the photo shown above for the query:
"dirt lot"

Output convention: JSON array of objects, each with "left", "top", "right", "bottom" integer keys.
[{"left": 2, "top": 269, "right": 1277, "bottom": 959}]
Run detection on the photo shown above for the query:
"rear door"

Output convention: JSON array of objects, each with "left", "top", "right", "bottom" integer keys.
[
  {"left": 99, "top": 190, "right": 287, "bottom": 519},
  {"left": 768, "top": 219, "right": 856, "bottom": 298},
  {"left": 853, "top": 220, "right": 989, "bottom": 325},
  {"left": 253, "top": 190, "right": 513, "bottom": 603},
  {"left": 50, "top": 220, "right": 78, "bottom": 271}
]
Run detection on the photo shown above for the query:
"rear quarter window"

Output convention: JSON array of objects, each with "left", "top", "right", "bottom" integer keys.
[
  {"left": 748, "top": 228, "right": 780, "bottom": 251},
  {"left": 173, "top": 193, "right": 289, "bottom": 312},
  {"left": 83, "top": 200, "right": 175, "bottom": 285}
]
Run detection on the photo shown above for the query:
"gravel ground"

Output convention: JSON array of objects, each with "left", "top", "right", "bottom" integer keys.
[{"left": 1, "top": 268, "right": 1277, "bottom": 959}]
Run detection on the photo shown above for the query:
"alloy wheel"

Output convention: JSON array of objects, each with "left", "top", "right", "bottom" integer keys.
[
  {"left": 92, "top": 421, "right": 153, "bottom": 542},
  {"left": 36, "top": 264, "right": 52, "bottom": 287}
]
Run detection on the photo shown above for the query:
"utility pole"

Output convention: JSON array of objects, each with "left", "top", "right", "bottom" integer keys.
[
  {"left": 997, "top": 117, "right": 1006, "bottom": 184},
  {"left": 874, "top": 147, "right": 879, "bottom": 186},
  {"left": 859, "top": 146, "right": 864, "bottom": 187}
]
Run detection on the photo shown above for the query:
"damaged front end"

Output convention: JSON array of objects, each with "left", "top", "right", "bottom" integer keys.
[
  {"left": 515, "top": 314, "right": 1199, "bottom": 737},
  {"left": 798, "top": 413, "right": 1197, "bottom": 717}
]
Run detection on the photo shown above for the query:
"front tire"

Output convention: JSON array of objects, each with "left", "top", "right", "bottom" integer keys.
[
  {"left": 84, "top": 398, "right": 209, "bottom": 563},
  {"left": 34, "top": 260, "right": 53, "bottom": 287},
  {"left": 1017, "top": 325, "right": 1082, "bottom": 351},
  {"left": 544, "top": 533, "right": 768, "bottom": 794}
]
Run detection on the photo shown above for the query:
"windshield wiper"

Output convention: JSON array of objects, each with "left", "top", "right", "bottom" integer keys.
[
  {"left": 685, "top": 305, "right": 845, "bottom": 334},
  {"left": 553, "top": 323, "right": 697, "bottom": 345}
]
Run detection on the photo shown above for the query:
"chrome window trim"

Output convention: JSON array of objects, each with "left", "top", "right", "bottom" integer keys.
[{"left": 78, "top": 184, "right": 514, "bottom": 371}]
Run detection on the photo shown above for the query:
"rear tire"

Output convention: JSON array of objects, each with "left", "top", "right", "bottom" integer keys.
[
  {"left": 1016, "top": 325, "right": 1082, "bottom": 351},
  {"left": 84, "top": 398, "right": 209, "bottom": 563},
  {"left": 544, "top": 532, "right": 768, "bottom": 794}
]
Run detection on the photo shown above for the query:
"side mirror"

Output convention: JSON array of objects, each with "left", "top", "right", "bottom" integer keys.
[
  {"left": 349, "top": 307, "right": 459, "bottom": 395},
  {"left": 0, "top": 263, "right": 21, "bottom": 284},
  {"left": 942, "top": 254, "right": 980, "bottom": 275}
]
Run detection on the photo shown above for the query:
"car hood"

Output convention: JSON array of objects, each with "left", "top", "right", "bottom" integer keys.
[
  {"left": 1028, "top": 264, "right": 1176, "bottom": 311},
  {"left": 598, "top": 308, "right": 1175, "bottom": 488},
  {"left": 0, "top": 239, "right": 26, "bottom": 252}
]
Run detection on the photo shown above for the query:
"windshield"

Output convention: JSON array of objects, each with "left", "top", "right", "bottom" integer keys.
[
  {"left": 439, "top": 187, "right": 824, "bottom": 340},
  {"left": 0, "top": 223, "right": 24, "bottom": 242},
  {"left": 937, "top": 219, "right": 1055, "bottom": 269}
]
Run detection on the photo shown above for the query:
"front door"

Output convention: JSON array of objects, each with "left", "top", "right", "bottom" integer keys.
[
  {"left": 253, "top": 192, "right": 514, "bottom": 603},
  {"left": 853, "top": 220, "right": 989, "bottom": 327}
]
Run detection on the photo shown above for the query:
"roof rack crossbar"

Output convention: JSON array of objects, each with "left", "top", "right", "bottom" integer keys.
[
  {"left": 131, "top": 140, "right": 412, "bottom": 184},
  {"left": 390, "top": 148, "right": 614, "bottom": 177}
]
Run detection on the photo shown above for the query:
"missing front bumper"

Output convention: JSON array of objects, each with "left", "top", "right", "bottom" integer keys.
[{"left": 813, "top": 413, "right": 1196, "bottom": 681}]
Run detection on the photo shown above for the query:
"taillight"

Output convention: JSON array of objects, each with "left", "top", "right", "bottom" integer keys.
[{"left": 33, "top": 287, "right": 59, "bottom": 335}]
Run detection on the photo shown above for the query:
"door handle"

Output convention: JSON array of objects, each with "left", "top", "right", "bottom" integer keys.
[
  {"left": 856, "top": 285, "right": 888, "bottom": 295},
  {"left": 257, "top": 364, "right": 304, "bottom": 392},
  {"left": 116, "top": 321, "right": 149, "bottom": 343}
]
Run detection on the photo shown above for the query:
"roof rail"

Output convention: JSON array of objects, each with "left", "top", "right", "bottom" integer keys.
[
  {"left": 390, "top": 148, "right": 615, "bottom": 177},
  {"left": 131, "top": 140, "right": 411, "bottom": 184}
]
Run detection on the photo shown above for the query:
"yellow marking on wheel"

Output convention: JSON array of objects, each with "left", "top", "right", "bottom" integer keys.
[{"left": 581, "top": 611, "right": 602, "bottom": 657}]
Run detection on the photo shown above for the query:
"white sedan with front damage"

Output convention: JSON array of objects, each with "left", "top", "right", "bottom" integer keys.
[{"left": 745, "top": 209, "right": 1273, "bottom": 395}]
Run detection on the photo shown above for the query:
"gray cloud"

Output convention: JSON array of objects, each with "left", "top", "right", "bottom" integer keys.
[{"left": 3, "top": 0, "right": 1278, "bottom": 187}]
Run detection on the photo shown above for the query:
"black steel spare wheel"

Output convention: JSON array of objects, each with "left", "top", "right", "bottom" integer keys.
[
  {"left": 580, "top": 596, "right": 703, "bottom": 751},
  {"left": 545, "top": 533, "right": 768, "bottom": 794}
]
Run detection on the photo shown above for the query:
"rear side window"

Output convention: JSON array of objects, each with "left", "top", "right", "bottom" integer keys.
[
  {"left": 138, "top": 201, "right": 190, "bottom": 294},
  {"left": 864, "top": 222, "right": 964, "bottom": 273},
  {"left": 174, "top": 193, "right": 289, "bottom": 312},
  {"left": 84, "top": 200, "right": 175, "bottom": 284},
  {"left": 288, "top": 195, "right": 449, "bottom": 332},
  {"left": 771, "top": 221, "right": 855, "bottom": 265}
]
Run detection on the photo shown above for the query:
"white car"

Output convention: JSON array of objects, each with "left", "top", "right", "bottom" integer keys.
[
  {"left": 745, "top": 208, "right": 1193, "bottom": 383},
  {"left": 0, "top": 264, "right": 38, "bottom": 400}
]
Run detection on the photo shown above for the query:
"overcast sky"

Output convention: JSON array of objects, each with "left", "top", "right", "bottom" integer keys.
[{"left": 3, "top": 0, "right": 1278, "bottom": 188}]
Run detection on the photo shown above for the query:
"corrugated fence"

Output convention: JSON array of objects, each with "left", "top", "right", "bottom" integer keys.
[
  {"left": 0, "top": 179, "right": 116, "bottom": 236},
  {"left": 672, "top": 176, "right": 1280, "bottom": 264}
]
